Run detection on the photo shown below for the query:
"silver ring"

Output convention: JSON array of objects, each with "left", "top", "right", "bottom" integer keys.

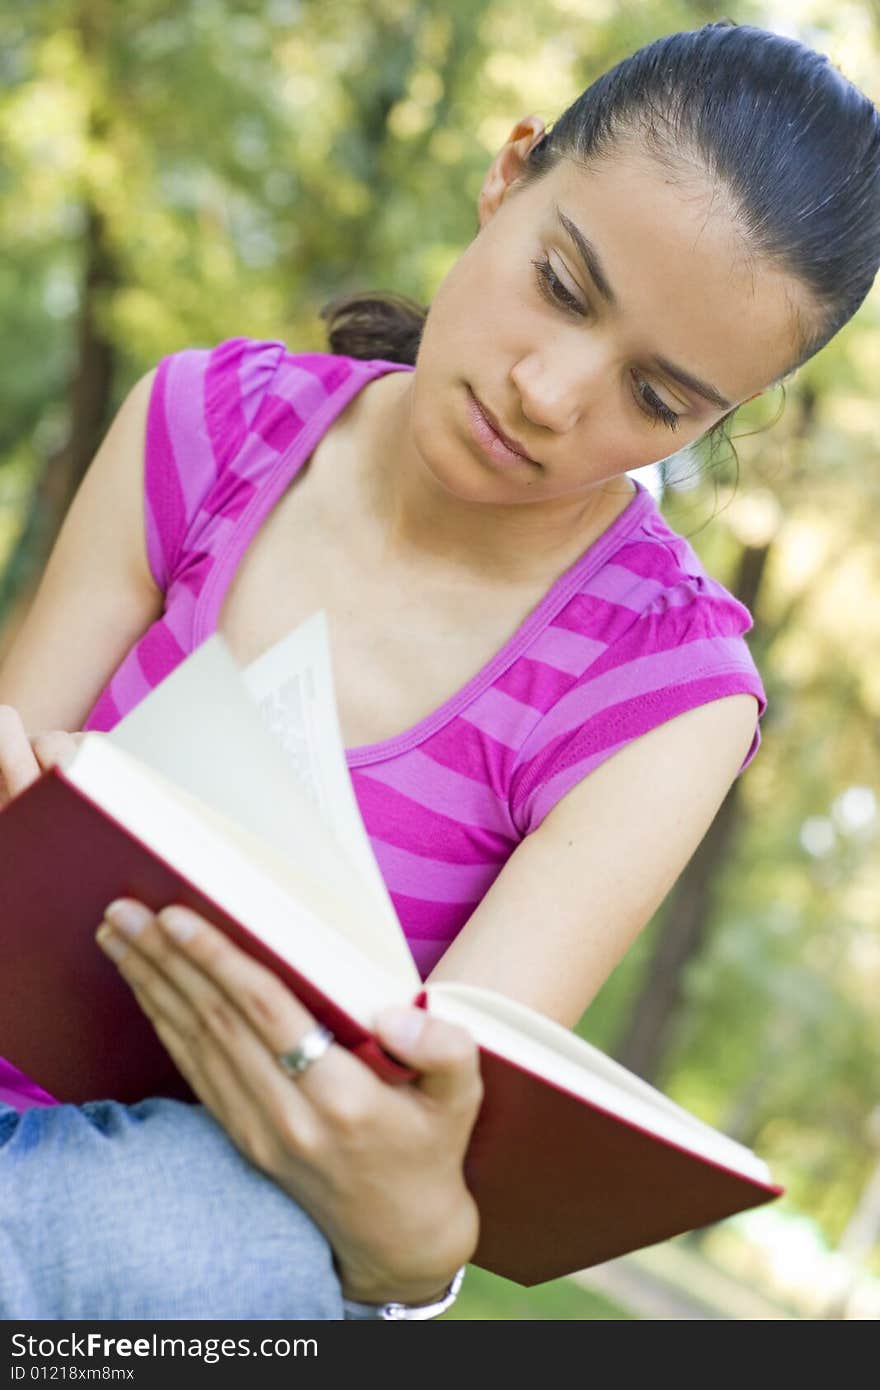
[{"left": 277, "top": 1024, "right": 335, "bottom": 1079}]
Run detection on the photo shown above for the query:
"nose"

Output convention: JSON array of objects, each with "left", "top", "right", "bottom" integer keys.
[{"left": 511, "top": 348, "right": 603, "bottom": 435}]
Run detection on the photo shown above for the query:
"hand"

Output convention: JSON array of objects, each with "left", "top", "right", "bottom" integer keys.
[
  {"left": 95, "top": 898, "right": 483, "bottom": 1307},
  {"left": 0, "top": 705, "right": 87, "bottom": 808}
]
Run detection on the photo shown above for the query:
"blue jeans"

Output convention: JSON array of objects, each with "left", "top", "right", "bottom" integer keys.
[{"left": 0, "top": 1098, "right": 344, "bottom": 1320}]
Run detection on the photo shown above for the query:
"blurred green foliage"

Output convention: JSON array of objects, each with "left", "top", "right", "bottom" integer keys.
[
  {"left": 444, "top": 1264, "right": 634, "bottom": 1319},
  {"left": 1, "top": 0, "right": 878, "bottom": 1314}
]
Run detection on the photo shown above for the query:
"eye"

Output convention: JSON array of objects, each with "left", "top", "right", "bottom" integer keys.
[
  {"left": 532, "top": 252, "right": 682, "bottom": 432},
  {"left": 632, "top": 373, "right": 681, "bottom": 432},
  {"left": 531, "top": 254, "right": 586, "bottom": 316}
]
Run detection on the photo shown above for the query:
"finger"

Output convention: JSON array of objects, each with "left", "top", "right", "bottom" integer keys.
[
  {"left": 125, "top": 971, "right": 232, "bottom": 1115},
  {"left": 98, "top": 918, "right": 322, "bottom": 1160},
  {"left": 100, "top": 900, "right": 363, "bottom": 1111},
  {"left": 0, "top": 705, "right": 40, "bottom": 801},
  {"left": 124, "top": 970, "right": 295, "bottom": 1173},
  {"left": 98, "top": 919, "right": 245, "bottom": 1082},
  {"left": 151, "top": 904, "right": 371, "bottom": 1099},
  {"left": 372, "top": 1007, "right": 483, "bottom": 1110},
  {"left": 31, "top": 730, "right": 81, "bottom": 773}
]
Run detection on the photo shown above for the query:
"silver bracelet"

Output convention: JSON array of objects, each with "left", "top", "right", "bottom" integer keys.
[{"left": 341, "top": 1265, "right": 466, "bottom": 1320}]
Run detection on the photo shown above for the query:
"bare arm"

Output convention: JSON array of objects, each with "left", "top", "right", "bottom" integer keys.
[
  {"left": 0, "top": 368, "right": 164, "bottom": 732},
  {"left": 427, "top": 693, "right": 759, "bottom": 1027}
]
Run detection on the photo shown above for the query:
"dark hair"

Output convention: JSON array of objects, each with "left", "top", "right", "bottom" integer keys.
[
  {"left": 321, "top": 19, "right": 880, "bottom": 416},
  {"left": 319, "top": 288, "right": 427, "bottom": 365}
]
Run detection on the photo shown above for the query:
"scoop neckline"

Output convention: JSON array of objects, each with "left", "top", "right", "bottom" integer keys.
[{"left": 193, "top": 353, "right": 654, "bottom": 766}]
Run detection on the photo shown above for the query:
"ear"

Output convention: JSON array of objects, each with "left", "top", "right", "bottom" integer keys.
[{"left": 477, "top": 115, "right": 547, "bottom": 229}]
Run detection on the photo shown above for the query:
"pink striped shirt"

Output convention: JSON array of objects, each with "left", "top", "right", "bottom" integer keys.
[{"left": 1, "top": 336, "right": 766, "bottom": 1110}]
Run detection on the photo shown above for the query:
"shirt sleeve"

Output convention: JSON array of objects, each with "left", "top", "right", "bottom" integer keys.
[
  {"left": 509, "top": 578, "right": 768, "bottom": 838},
  {"left": 144, "top": 336, "right": 287, "bottom": 592}
]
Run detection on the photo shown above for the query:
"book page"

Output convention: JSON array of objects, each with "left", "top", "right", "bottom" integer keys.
[
  {"left": 427, "top": 982, "right": 771, "bottom": 1182},
  {"left": 239, "top": 612, "right": 395, "bottom": 926},
  {"left": 63, "top": 734, "right": 416, "bottom": 1010},
  {"left": 105, "top": 621, "right": 418, "bottom": 982}
]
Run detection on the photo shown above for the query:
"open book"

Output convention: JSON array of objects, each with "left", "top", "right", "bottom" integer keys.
[{"left": 0, "top": 612, "right": 782, "bottom": 1285}]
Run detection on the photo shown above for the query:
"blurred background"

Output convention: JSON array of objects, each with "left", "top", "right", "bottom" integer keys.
[{"left": 1, "top": 0, "right": 878, "bottom": 1320}]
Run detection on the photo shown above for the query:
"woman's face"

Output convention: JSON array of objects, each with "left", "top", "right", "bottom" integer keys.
[{"left": 410, "top": 123, "right": 816, "bottom": 506}]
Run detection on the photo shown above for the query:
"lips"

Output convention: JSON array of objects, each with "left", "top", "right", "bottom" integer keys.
[{"left": 470, "top": 390, "right": 535, "bottom": 461}]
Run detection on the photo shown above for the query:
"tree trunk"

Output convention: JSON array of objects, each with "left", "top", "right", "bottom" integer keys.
[
  {"left": 0, "top": 203, "right": 118, "bottom": 663},
  {"left": 0, "top": 0, "right": 119, "bottom": 661}
]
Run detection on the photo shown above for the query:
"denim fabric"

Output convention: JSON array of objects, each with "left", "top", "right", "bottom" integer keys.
[{"left": 0, "top": 1098, "right": 344, "bottom": 1320}]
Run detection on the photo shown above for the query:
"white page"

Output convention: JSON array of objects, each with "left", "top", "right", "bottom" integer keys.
[
  {"left": 106, "top": 622, "right": 417, "bottom": 982},
  {"left": 239, "top": 611, "right": 398, "bottom": 927},
  {"left": 428, "top": 983, "right": 770, "bottom": 1182},
  {"left": 64, "top": 734, "right": 415, "bottom": 1012}
]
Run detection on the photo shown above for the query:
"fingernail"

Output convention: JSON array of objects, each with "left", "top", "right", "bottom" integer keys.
[
  {"left": 105, "top": 899, "right": 152, "bottom": 937},
  {"left": 159, "top": 908, "right": 198, "bottom": 942},
  {"left": 377, "top": 1007, "right": 425, "bottom": 1051},
  {"left": 96, "top": 924, "right": 129, "bottom": 961}
]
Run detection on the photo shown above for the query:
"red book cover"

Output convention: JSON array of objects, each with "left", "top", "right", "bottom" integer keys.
[
  {"left": 0, "top": 766, "right": 782, "bottom": 1286},
  {"left": 463, "top": 1049, "right": 780, "bottom": 1284},
  {"left": 0, "top": 768, "right": 412, "bottom": 1098}
]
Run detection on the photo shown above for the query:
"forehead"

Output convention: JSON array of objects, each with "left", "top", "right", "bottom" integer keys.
[{"left": 524, "top": 150, "right": 813, "bottom": 400}]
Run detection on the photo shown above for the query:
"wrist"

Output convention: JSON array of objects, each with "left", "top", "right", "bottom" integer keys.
[
  {"left": 340, "top": 1268, "right": 460, "bottom": 1308},
  {"left": 334, "top": 1190, "right": 479, "bottom": 1307},
  {"left": 341, "top": 1265, "right": 467, "bottom": 1321},
  {"left": 337, "top": 1239, "right": 468, "bottom": 1306}
]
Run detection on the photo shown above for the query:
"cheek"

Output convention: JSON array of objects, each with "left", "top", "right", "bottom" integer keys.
[
  {"left": 561, "top": 407, "right": 691, "bottom": 483},
  {"left": 418, "top": 275, "right": 472, "bottom": 365},
  {"left": 429, "top": 240, "right": 528, "bottom": 349}
]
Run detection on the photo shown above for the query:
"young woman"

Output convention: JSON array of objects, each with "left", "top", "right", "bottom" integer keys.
[{"left": 1, "top": 21, "right": 878, "bottom": 1319}]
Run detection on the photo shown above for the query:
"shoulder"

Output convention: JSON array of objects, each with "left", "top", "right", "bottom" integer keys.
[
  {"left": 151, "top": 337, "right": 368, "bottom": 450},
  {"left": 145, "top": 339, "right": 367, "bottom": 588},
  {"left": 151, "top": 338, "right": 352, "bottom": 471},
  {"left": 581, "top": 485, "right": 756, "bottom": 638},
  {"left": 510, "top": 485, "right": 767, "bottom": 836},
  {"left": 553, "top": 482, "right": 762, "bottom": 682}
]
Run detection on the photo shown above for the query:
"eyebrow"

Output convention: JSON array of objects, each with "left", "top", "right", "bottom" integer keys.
[{"left": 554, "top": 203, "right": 734, "bottom": 411}]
